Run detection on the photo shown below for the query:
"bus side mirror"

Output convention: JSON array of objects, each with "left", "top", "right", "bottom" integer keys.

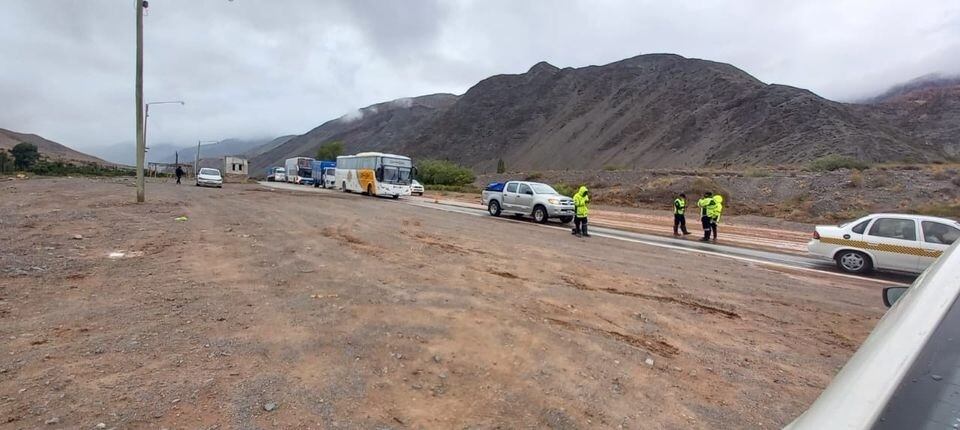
[
  {"left": 412, "top": 167, "right": 418, "bottom": 178},
  {"left": 883, "top": 287, "right": 908, "bottom": 308}
]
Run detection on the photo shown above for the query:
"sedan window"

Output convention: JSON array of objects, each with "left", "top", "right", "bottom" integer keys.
[
  {"left": 868, "top": 218, "right": 917, "bottom": 241},
  {"left": 851, "top": 219, "right": 871, "bottom": 234},
  {"left": 922, "top": 221, "right": 960, "bottom": 245}
]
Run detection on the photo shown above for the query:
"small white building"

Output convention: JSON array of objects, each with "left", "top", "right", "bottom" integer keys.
[{"left": 223, "top": 156, "right": 249, "bottom": 182}]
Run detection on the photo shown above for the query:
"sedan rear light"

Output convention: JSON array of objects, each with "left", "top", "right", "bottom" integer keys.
[{"left": 813, "top": 230, "right": 821, "bottom": 240}]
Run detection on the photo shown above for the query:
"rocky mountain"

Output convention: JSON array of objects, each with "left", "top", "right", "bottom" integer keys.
[
  {"left": 158, "top": 137, "right": 279, "bottom": 164},
  {"left": 243, "top": 135, "right": 297, "bottom": 158},
  {"left": 0, "top": 128, "right": 115, "bottom": 165},
  {"left": 251, "top": 94, "right": 458, "bottom": 171},
  {"left": 861, "top": 75, "right": 960, "bottom": 157},
  {"left": 252, "top": 54, "right": 953, "bottom": 173}
]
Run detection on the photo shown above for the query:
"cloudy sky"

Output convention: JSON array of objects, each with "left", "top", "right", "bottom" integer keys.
[{"left": 2, "top": 0, "right": 959, "bottom": 158}]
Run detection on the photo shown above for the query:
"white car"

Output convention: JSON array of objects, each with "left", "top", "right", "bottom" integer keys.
[
  {"left": 196, "top": 168, "right": 223, "bottom": 188},
  {"left": 808, "top": 213, "right": 959, "bottom": 274},
  {"left": 411, "top": 179, "right": 424, "bottom": 196},
  {"left": 787, "top": 241, "right": 960, "bottom": 429}
]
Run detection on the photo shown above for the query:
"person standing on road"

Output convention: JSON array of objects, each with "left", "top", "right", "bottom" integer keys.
[
  {"left": 708, "top": 194, "right": 723, "bottom": 241},
  {"left": 697, "top": 192, "right": 715, "bottom": 242},
  {"left": 673, "top": 192, "right": 690, "bottom": 236},
  {"left": 571, "top": 185, "right": 591, "bottom": 238},
  {"left": 175, "top": 165, "right": 184, "bottom": 185}
]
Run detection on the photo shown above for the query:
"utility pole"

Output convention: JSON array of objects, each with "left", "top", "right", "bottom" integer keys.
[
  {"left": 196, "top": 140, "right": 220, "bottom": 178},
  {"left": 135, "top": 0, "right": 146, "bottom": 202}
]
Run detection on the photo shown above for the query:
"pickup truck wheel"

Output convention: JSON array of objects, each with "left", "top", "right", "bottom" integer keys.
[
  {"left": 533, "top": 205, "right": 548, "bottom": 224},
  {"left": 488, "top": 200, "right": 501, "bottom": 217},
  {"left": 559, "top": 216, "right": 573, "bottom": 224},
  {"left": 836, "top": 250, "right": 873, "bottom": 274}
]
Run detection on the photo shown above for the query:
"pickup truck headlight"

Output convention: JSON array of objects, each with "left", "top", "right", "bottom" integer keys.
[{"left": 548, "top": 198, "right": 559, "bottom": 205}]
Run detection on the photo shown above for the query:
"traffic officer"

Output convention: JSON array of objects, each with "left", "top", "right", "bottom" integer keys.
[
  {"left": 704, "top": 193, "right": 724, "bottom": 242},
  {"left": 571, "top": 185, "right": 591, "bottom": 237},
  {"left": 673, "top": 192, "right": 690, "bottom": 236},
  {"left": 697, "top": 192, "right": 715, "bottom": 242}
]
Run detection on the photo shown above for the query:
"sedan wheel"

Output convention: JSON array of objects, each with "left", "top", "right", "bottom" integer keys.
[{"left": 836, "top": 250, "right": 872, "bottom": 274}]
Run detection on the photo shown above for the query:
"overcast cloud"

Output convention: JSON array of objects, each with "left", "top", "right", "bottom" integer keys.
[{"left": 2, "top": 0, "right": 959, "bottom": 157}]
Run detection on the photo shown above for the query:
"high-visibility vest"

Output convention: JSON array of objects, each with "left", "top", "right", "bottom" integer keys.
[
  {"left": 708, "top": 195, "right": 723, "bottom": 218},
  {"left": 697, "top": 197, "right": 714, "bottom": 216},
  {"left": 674, "top": 198, "right": 686, "bottom": 215}
]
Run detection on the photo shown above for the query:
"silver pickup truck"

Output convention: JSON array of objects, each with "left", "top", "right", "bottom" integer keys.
[{"left": 481, "top": 181, "right": 575, "bottom": 224}]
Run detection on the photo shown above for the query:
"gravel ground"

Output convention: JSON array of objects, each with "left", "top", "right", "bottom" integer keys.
[{"left": 0, "top": 177, "right": 891, "bottom": 429}]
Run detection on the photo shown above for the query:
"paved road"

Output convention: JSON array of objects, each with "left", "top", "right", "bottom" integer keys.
[{"left": 258, "top": 181, "right": 916, "bottom": 286}]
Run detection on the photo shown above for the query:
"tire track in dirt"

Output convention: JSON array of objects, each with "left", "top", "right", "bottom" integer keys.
[
  {"left": 544, "top": 317, "right": 680, "bottom": 358},
  {"left": 559, "top": 275, "right": 740, "bottom": 319}
]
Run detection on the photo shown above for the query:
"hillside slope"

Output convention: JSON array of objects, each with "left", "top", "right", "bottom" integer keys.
[
  {"left": 251, "top": 94, "right": 458, "bottom": 171},
  {"left": 861, "top": 75, "right": 960, "bottom": 157},
  {"left": 0, "top": 128, "right": 114, "bottom": 165},
  {"left": 253, "top": 54, "right": 949, "bottom": 173}
]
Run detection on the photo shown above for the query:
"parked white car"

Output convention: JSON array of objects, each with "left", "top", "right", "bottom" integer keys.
[
  {"left": 411, "top": 179, "right": 424, "bottom": 196},
  {"left": 787, "top": 241, "right": 960, "bottom": 429},
  {"left": 274, "top": 167, "right": 287, "bottom": 183},
  {"left": 808, "top": 213, "right": 959, "bottom": 274},
  {"left": 196, "top": 168, "right": 223, "bottom": 188}
]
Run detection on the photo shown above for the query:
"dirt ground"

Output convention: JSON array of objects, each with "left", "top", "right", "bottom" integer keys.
[{"left": 1, "top": 178, "right": 890, "bottom": 429}]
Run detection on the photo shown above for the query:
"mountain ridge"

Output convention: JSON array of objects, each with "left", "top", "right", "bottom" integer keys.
[{"left": 252, "top": 53, "right": 949, "bottom": 174}]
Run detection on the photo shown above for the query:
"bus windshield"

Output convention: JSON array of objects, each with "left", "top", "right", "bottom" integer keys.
[{"left": 381, "top": 165, "right": 412, "bottom": 185}]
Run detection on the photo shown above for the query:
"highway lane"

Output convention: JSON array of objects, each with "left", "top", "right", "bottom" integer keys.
[{"left": 257, "top": 181, "right": 916, "bottom": 286}]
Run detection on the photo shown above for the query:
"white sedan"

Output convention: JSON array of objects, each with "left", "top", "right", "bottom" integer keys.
[
  {"left": 808, "top": 213, "right": 959, "bottom": 274},
  {"left": 411, "top": 179, "right": 424, "bottom": 196},
  {"left": 196, "top": 168, "right": 223, "bottom": 188}
]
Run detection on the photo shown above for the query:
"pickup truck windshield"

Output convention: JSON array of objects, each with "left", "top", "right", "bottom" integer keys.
[{"left": 530, "top": 184, "right": 557, "bottom": 194}]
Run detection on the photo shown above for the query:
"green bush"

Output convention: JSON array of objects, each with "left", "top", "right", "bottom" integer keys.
[
  {"left": 426, "top": 184, "right": 480, "bottom": 193},
  {"left": 28, "top": 159, "right": 134, "bottom": 177},
  {"left": 807, "top": 155, "right": 870, "bottom": 172},
  {"left": 315, "top": 141, "right": 344, "bottom": 161},
  {"left": 553, "top": 183, "right": 578, "bottom": 197},
  {"left": 416, "top": 159, "right": 475, "bottom": 186}
]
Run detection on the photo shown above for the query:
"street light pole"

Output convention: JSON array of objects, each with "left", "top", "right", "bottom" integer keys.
[
  {"left": 143, "top": 100, "right": 184, "bottom": 171},
  {"left": 195, "top": 140, "right": 220, "bottom": 179},
  {"left": 135, "top": 0, "right": 145, "bottom": 202}
]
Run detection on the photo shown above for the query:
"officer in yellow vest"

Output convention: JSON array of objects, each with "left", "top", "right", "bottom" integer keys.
[
  {"left": 697, "top": 192, "right": 716, "bottom": 242},
  {"left": 571, "top": 186, "right": 591, "bottom": 238},
  {"left": 673, "top": 193, "right": 690, "bottom": 236}
]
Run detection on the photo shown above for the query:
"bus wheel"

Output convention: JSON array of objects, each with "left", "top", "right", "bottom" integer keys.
[
  {"left": 392, "top": 195, "right": 399, "bottom": 199},
  {"left": 342, "top": 182, "right": 348, "bottom": 192},
  {"left": 367, "top": 184, "right": 374, "bottom": 196}
]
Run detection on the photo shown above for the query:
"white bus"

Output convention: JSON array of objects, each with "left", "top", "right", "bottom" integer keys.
[{"left": 335, "top": 152, "right": 415, "bottom": 198}]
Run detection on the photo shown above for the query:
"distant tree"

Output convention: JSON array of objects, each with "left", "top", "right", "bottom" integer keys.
[
  {"left": 496, "top": 158, "right": 506, "bottom": 174},
  {"left": 316, "top": 141, "right": 344, "bottom": 161},
  {"left": 417, "top": 159, "right": 475, "bottom": 186},
  {"left": 11, "top": 142, "right": 39, "bottom": 170},
  {"left": 0, "top": 150, "right": 11, "bottom": 173}
]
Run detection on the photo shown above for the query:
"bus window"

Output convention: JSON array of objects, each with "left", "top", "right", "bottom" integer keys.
[{"left": 383, "top": 166, "right": 399, "bottom": 183}]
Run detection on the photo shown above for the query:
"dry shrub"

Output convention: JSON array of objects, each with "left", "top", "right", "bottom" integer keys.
[{"left": 850, "top": 170, "right": 863, "bottom": 188}]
